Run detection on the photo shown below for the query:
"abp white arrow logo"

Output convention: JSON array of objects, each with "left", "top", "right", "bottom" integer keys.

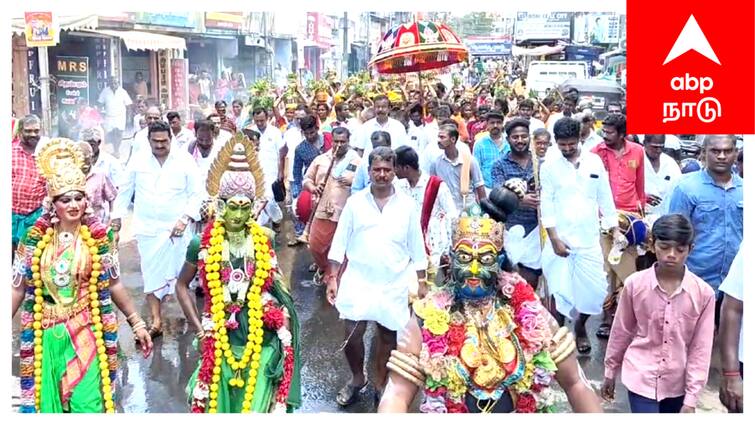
[{"left": 663, "top": 15, "right": 721, "bottom": 65}]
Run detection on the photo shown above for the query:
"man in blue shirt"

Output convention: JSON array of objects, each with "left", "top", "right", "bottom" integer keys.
[
  {"left": 473, "top": 111, "right": 510, "bottom": 191},
  {"left": 490, "top": 118, "right": 542, "bottom": 289},
  {"left": 668, "top": 135, "right": 743, "bottom": 309}
]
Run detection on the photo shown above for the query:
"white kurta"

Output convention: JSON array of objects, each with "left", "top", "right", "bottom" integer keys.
[
  {"left": 644, "top": 152, "right": 682, "bottom": 217},
  {"left": 112, "top": 148, "right": 203, "bottom": 298},
  {"left": 328, "top": 189, "right": 427, "bottom": 331},
  {"left": 539, "top": 148, "right": 618, "bottom": 319},
  {"left": 396, "top": 173, "right": 458, "bottom": 268}
]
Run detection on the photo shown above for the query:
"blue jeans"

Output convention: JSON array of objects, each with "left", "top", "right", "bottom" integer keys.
[{"left": 627, "top": 390, "right": 684, "bottom": 413}]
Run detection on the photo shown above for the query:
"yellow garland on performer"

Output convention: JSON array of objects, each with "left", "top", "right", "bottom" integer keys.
[
  {"left": 30, "top": 225, "right": 115, "bottom": 413},
  {"left": 204, "top": 219, "right": 273, "bottom": 413}
]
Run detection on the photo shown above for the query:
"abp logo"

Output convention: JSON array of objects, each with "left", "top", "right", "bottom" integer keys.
[{"left": 627, "top": 1, "right": 754, "bottom": 134}]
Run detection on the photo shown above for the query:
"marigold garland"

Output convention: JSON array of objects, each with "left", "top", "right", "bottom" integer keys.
[
  {"left": 19, "top": 214, "right": 116, "bottom": 413},
  {"left": 192, "top": 219, "right": 293, "bottom": 413}
]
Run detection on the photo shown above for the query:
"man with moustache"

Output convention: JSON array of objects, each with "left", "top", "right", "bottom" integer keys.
[
  {"left": 187, "top": 119, "right": 221, "bottom": 184},
  {"left": 431, "top": 124, "right": 486, "bottom": 212},
  {"left": 11, "top": 115, "right": 47, "bottom": 254},
  {"left": 326, "top": 146, "right": 427, "bottom": 407},
  {"left": 668, "top": 135, "right": 743, "bottom": 323},
  {"left": 540, "top": 117, "right": 623, "bottom": 354},
  {"left": 128, "top": 105, "right": 163, "bottom": 163},
  {"left": 303, "top": 127, "right": 361, "bottom": 284},
  {"left": 354, "top": 95, "right": 407, "bottom": 157},
  {"left": 591, "top": 113, "right": 645, "bottom": 339},
  {"left": 112, "top": 120, "right": 203, "bottom": 339},
  {"left": 490, "top": 118, "right": 542, "bottom": 288},
  {"left": 473, "top": 111, "right": 510, "bottom": 191},
  {"left": 82, "top": 126, "right": 125, "bottom": 190}
]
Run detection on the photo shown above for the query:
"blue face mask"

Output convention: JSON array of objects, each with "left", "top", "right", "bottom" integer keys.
[{"left": 450, "top": 246, "right": 500, "bottom": 301}]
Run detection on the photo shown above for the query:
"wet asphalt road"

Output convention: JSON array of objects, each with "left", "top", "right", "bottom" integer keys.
[{"left": 11, "top": 211, "right": 728, "bottom": 413}]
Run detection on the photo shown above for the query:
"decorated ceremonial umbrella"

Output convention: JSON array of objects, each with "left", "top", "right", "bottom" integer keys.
[
  {"left": 368, "top": 20, "right": 468, "bottom": 116},
  {"left": 369, "top": 20, "right": 468, "bottom": 74}
]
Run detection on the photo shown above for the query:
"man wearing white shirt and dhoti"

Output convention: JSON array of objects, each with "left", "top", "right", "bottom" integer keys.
[
  {"left": 112, "top": 121, "right": 203, "bottom": 339},
  {"left": 250, "top": 108, "right": 285, "bottom": 229},
  {"left": 127, "top": 106, "right": 162, "bottom": 165},
  {"left": 98, "top": 76, "right": 132, "bottom": 157},
  {"left": 353, "top": 95, "right": 407, "bottom": 157},
  {"left": 540, "top": 117, "right": 625, "bottom": 356},
  {"left": 325, "top": 146, "right": 427, "bottom": 407}
]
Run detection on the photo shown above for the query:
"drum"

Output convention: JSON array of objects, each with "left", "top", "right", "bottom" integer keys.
[{"left": 295, "top": 190, "right": 313, "bottom": 224}]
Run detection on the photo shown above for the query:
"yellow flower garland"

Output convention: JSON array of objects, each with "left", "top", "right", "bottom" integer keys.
[
  {"left": 31, "top": 225, "right": 114, "bottom": 413},
  {"left": 205, "top": 220, "right": 273, "bottom": 413}
]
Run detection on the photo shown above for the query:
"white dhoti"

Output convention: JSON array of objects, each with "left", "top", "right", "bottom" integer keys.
[
  {"left": 505, "top": 225, "right": 542, "bottom": 270},
  {"left": 541, "top": 241, "right": 607, "bottom": 320},
  {"left": 135, "top": 231, "right": 192, "bottom": 300},
  {"left": 335, "top": 262, "right": 414, "bottom": 331}
]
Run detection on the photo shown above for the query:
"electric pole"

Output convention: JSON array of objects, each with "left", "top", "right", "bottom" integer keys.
[{"left": 342, "top": 12, "right": 349, "bottom": 78}]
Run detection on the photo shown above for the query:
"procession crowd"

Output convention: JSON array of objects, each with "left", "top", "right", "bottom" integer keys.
[{"left": 11, "top": 59, "right": 744, "bottom": 414}]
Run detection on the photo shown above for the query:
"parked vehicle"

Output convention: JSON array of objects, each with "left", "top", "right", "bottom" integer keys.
[
  {"left": 526, "top": 61, "right": 589, "bottom": 97},
  {"left": 558, "top": 78, "right": 624, "bottom": 121}
]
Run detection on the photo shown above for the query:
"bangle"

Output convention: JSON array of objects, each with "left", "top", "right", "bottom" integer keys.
[
  {"left": 126, "top": 312, "right": 139, "bottom": 322},
  {"left": 722, "top": 370, "right": 741, "bottom": 377},
  {"left": 131, "top": 321, "right": 147, "bottom": 332}
]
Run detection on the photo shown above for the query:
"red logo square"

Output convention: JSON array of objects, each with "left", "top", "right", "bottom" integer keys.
[{"left": 627, "top": 0, "right": 755, "bottom": 134}]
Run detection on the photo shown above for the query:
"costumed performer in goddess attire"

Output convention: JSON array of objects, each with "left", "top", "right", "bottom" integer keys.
[
  {"left": 377, "top": 187, "right": 603, "bottom": 413},
  {"left": 175, "top": 133, "right": 301, "bottom": 413},
  {"left": 11, "top": 138, "right": 152, "bottom": 413}
]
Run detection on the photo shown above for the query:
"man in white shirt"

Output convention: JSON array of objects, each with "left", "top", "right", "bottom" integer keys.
[
  {"left": 81, "top": 126, "right": 125, "bottom": 190},
  {"left": 394, "top": 146, "right": 458, "bottom": 277},
  {"left": 354, "top": 95, "right": 407, "bottom": 157},
  {"left": 250, "top": 107, "right": 285, "bottom": 228},
  {"left": 540, "top": 116, "right": 625, "bottom": 355},
  {"left": 643, "top": 135, "right": 682, "bottom": 217},
  {"left": 167, "top": 111, "right": 194, "bottom": 151},
  {"left": 98, "top": 76, "right": 133, "bottom": 157},
  {"left": 127, "top": 106, "right": 162, "bottom": 165},
  {"left": 573, "top": 111, "right": 603, "bottom": 153},
  {"left": 511, "top": 98, "right": 546, "bottom": 133},
  {"left": 406, "top": 102, "right": 431, "bottom": 155},
  {"left": 187, "top": 119, "right": 222, "bottom": 186},
  {"left": 325, "top": 146, "right": 427, "bottom": 406},
  {"left": 111, "top": 120, "right": 202, "bottom": 338}
]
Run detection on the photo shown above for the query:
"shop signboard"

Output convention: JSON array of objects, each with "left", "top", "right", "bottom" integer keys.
[
  {"left": 171, "top": 58, "right": 188, "bottom": 113},
  {"left": 133, "top": 12, "right": 196, "bottom": 29},
  {"left": 205, "top": 12, "right": 244, "bottom": 30},
  {"left": 24, "top": 12, "right": 58, "bottom": 47},
  {"left": 55, "top": 56, "right": 89, "bottom": 138},
  {"left": 573, "top": 13, "right": 621, "bottom": 44},
  {"left": 158, "top": 50, "right": 171, "bottom": 110},
  {"left": 514, "top": 12, "right": 571, "bottom": 42}
]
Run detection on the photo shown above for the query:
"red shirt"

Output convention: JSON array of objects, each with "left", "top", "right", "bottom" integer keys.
[
  {"left": 604, "top": 266, "right": 715, "bottom": 407},
  {"left": 12, "top": 142, "right": 46, "bottom": 215},
  {"left": 592, "top": 141, "right": 646, "bottom": 213}
]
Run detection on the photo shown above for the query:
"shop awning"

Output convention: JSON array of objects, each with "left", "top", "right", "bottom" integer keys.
[
  {"left": 90, "top": 29, "right": 186, "bottom": 51},
  {"left": 11, "top": 14, "right": 99, "bottom": 36}
]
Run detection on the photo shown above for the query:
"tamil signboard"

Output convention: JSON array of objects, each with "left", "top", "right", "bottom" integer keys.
[
  {"left": 54, "top": 56, "right": 89, "bottom": 138},
  {"left": 24, "top": 12, "right": 58, "bottom": 47},
  {"left": 514, "top": 12, "right": 571, "bottom": 42},
  {"left": 466, "top": 36, "right": 513, "bottom": 56},
  {"left": 170, "top": 58, "right": 188, "bottom": 113}
]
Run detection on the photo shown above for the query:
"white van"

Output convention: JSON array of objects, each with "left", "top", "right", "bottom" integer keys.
[{"left": 526, "top": 61, "right": 589, "bottom": 97}]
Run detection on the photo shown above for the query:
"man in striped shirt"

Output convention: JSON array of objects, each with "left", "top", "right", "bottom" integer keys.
[{"left": 11, "top": 115, "right": 46, "bottom": 253}]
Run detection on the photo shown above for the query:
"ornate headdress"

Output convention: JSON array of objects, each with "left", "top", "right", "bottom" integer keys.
[
  {"left": 36, "top": 138, "right": 87, "bottom": 198},
  {"left": 205, "top": 132, "right": 266, "bottom": 213},
  {"left": 452, "top": 205, "right": 504, "bottom": 251}
]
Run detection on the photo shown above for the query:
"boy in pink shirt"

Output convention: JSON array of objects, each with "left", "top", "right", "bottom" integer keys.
[{"left": 601, "top": 214, "right": 715, "bottom": 413}]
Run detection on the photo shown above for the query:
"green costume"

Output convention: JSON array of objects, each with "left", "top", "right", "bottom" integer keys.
[{"left": 183, "top": 134, "right": 301, "bottom": 413}]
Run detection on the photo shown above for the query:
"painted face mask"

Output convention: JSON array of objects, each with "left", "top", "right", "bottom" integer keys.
[
  {"left": 222, "top": 196, "right": 252, "bottom": 233},
  {"left": 449, "top": 205, "right": 505, "bottom": 300}
]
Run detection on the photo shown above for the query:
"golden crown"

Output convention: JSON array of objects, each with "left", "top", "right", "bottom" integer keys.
[
  {"left": 452, "top": 209, "right": 505, "bottom": 251},
  {"left": 36, "top": 138, "right": 87, "bottom": 198}
]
